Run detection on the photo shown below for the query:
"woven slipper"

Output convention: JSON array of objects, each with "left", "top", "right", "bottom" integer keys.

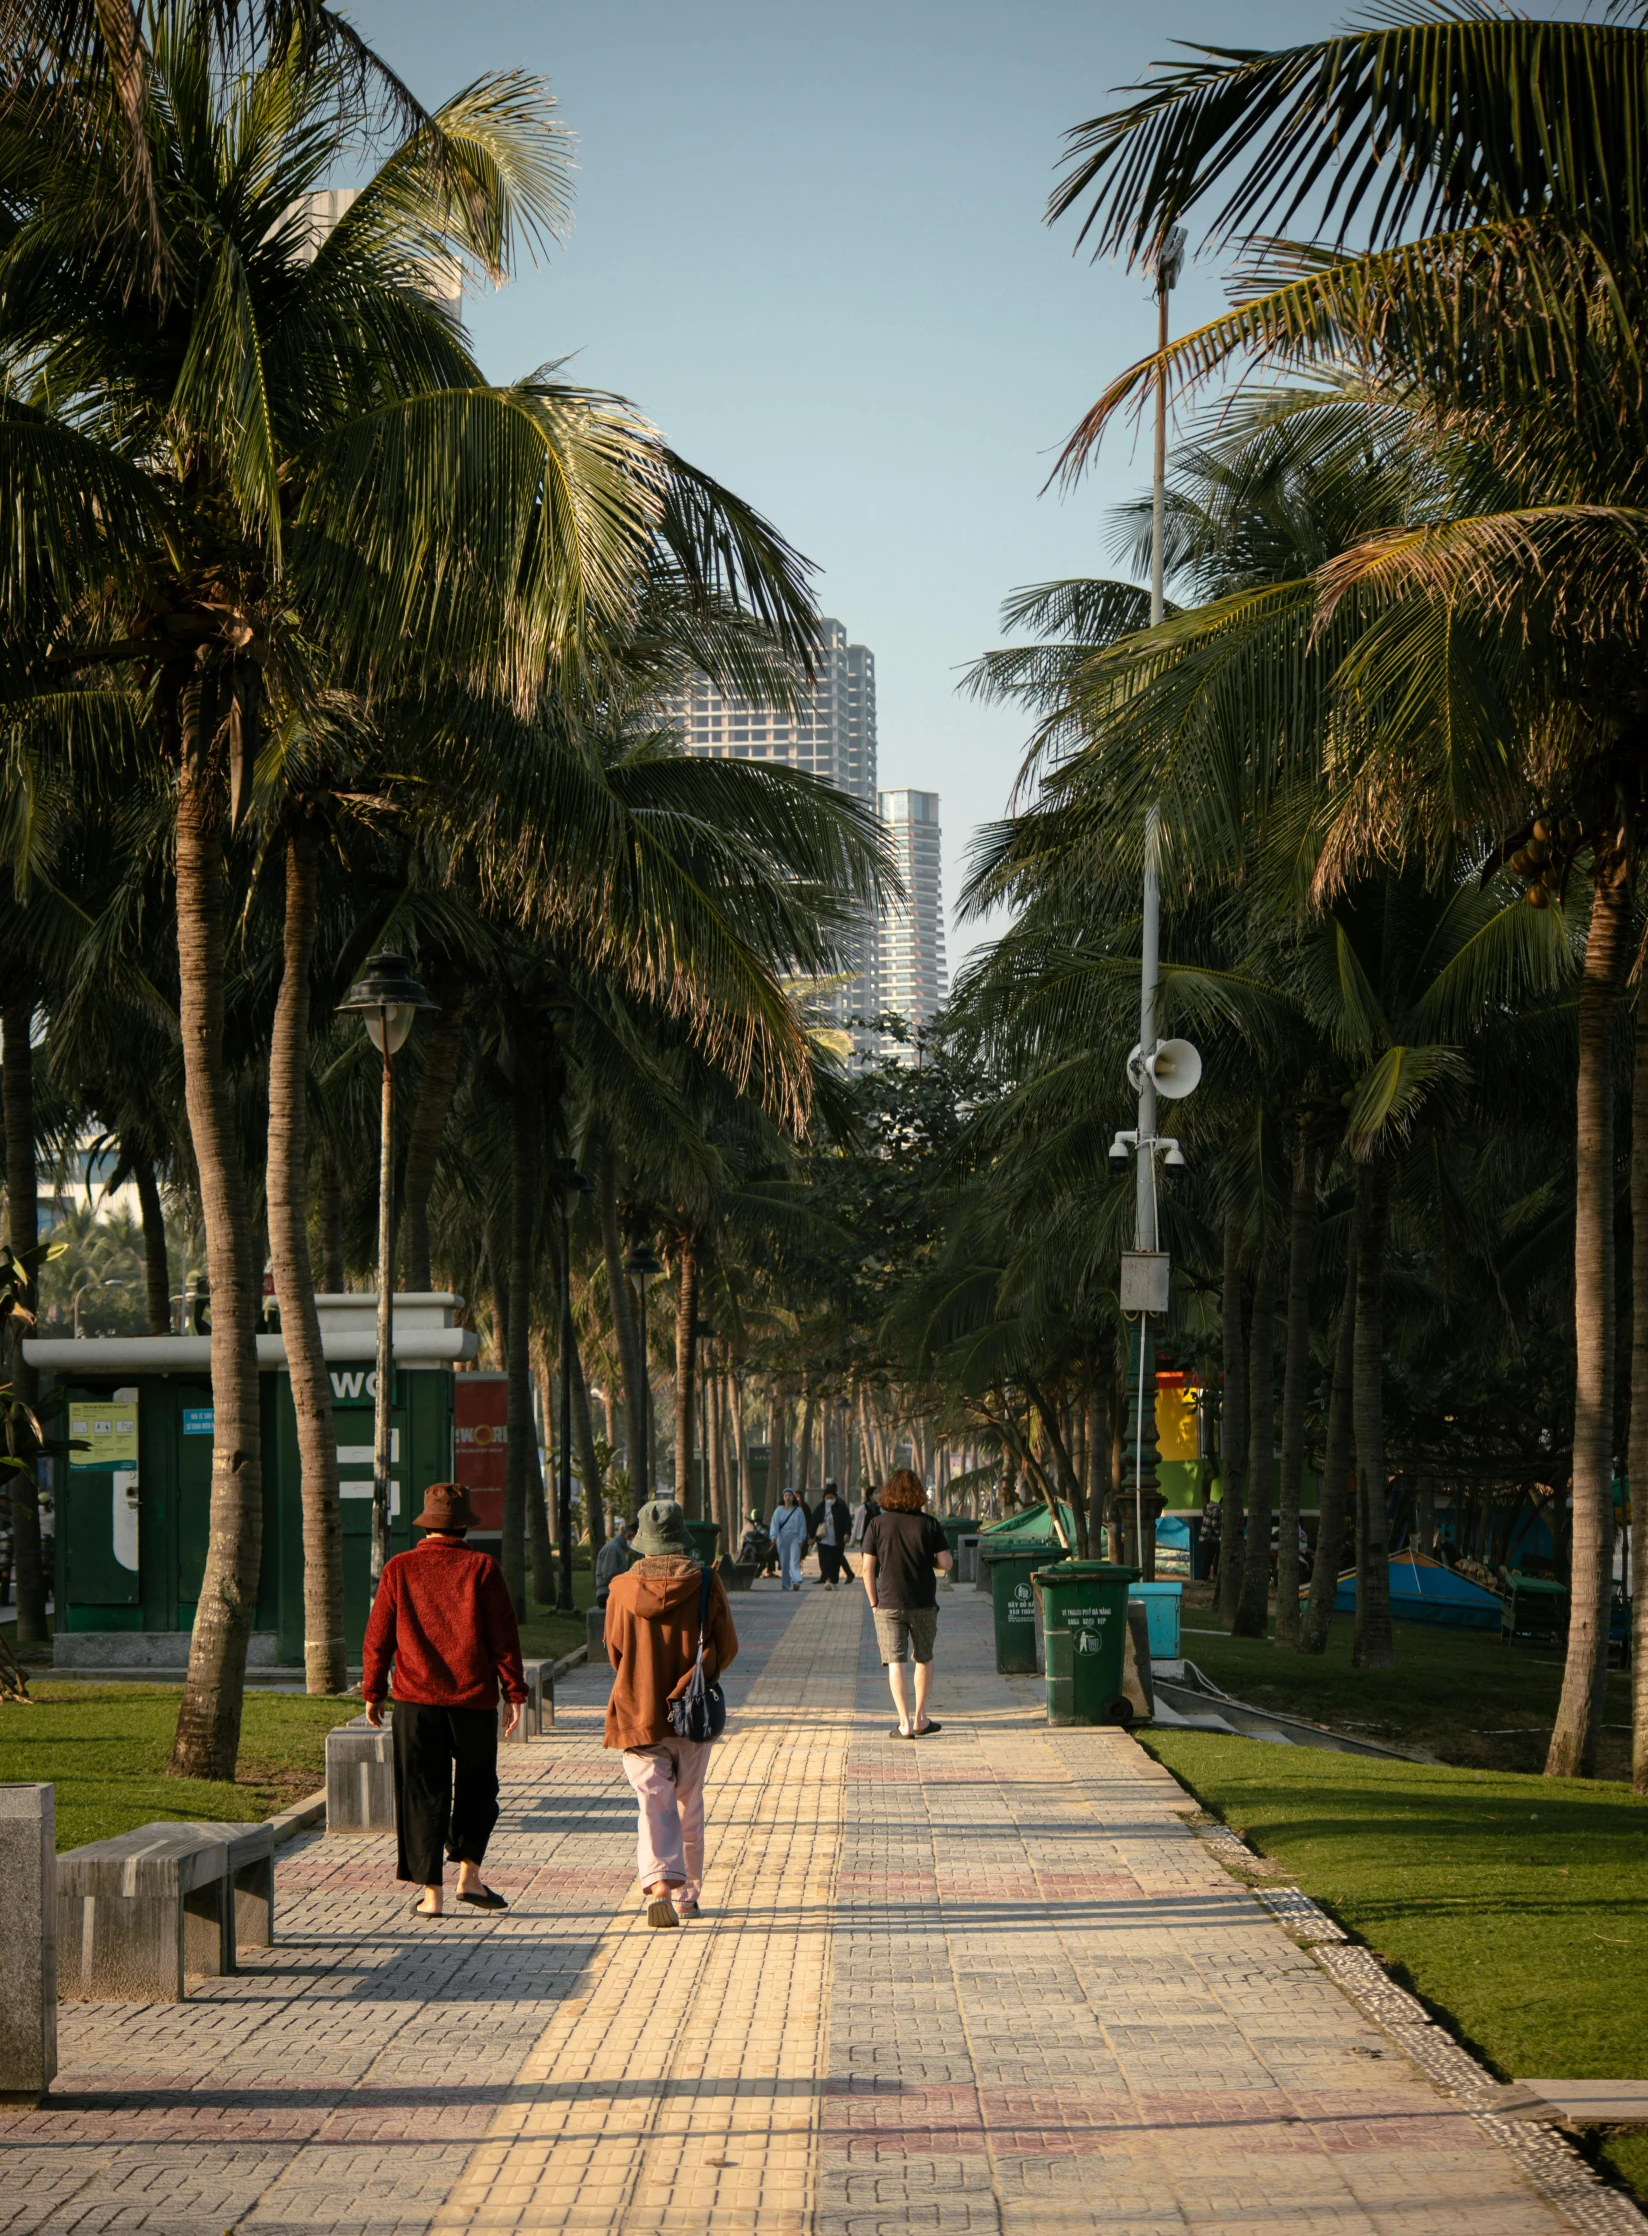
[
  {"left": 647, "top": 1895, "right": 680, "bottom": 1929},
  {"left": 457, "top": 1885, "right": 508, "bottom": 1910}
]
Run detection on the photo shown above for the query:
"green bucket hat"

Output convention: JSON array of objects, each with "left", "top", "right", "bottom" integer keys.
[{"left": 634, "top": 1497, "right": 690, "bottom": 1558}]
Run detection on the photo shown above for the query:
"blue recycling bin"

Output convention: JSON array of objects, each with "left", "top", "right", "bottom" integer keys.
[{"left": 1128, "top": 1581, "right": 1182, "bottom": 1661}]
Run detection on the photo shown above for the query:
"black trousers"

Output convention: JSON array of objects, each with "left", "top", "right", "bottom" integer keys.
[
  {"left": 818, "top": 1543, "right": 852, "bottom": 1585},
  {"left": 392, "top": 1702, "right": 500, "bottom": 1884}
]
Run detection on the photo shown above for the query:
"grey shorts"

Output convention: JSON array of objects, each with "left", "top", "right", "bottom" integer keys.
[{"left": 874, "top": 1604, "right": 938, "bottom": 1665}]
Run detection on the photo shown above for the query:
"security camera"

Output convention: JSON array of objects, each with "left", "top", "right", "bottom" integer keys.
[
  {"left": 1163, "top": 1141, "right": 1187, "bottom": 1172},
  {"left": 1108, "top": 1131, "right": 1132, "bottom": 1176}
]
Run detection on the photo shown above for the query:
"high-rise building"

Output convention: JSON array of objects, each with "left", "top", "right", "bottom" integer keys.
[
  {"left": 876, "top": 790, "right": 947, "bottom": 1051},
  {"left": 659, "top": 619, "right": 878, "bottom": 1037}
]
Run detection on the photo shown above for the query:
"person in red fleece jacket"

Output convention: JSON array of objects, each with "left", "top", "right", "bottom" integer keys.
[{"left": 362, "top": 1481, "right": 528, "bottom": 1917}]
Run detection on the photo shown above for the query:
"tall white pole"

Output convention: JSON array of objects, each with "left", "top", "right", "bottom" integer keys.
[{"left": 1134, "top": 234, "right": 1182, "bottom": 1567}]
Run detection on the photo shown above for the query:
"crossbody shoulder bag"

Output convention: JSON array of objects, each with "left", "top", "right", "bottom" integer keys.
[{"left": 667, "top": 1567, "right": 728, "bottom": 1743}]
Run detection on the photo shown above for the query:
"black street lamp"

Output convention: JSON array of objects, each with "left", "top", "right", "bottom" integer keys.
[
  {"left": 622, "top": 1239, "right": 663, "bottom": 1506},
  {"left": 693, "top": 1318, "right": 717, "bottom": 1519},
  {"left": 554, "top": 1159, "right": 592, "bottom": 1614},
  {"left": 336, "top": 951, "right": 434, "bottom": 1590}
]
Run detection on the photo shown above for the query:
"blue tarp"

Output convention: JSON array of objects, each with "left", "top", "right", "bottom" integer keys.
[{"left": 1329, "top": 1551, "right": 1502, "bottom": 1631}]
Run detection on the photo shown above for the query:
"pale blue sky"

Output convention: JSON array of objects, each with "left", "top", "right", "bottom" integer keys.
[{"left": 342, "top": 1, "right": 1390, "bottom": 966}]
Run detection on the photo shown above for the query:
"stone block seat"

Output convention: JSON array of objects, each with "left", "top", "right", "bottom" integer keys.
[
  {"left": 58, "top": 1818, "right": 274, "bottom": 2003},
  {"left": 502, "top": 1659, "right": 548, "bottom": 1743},
  {"left": 325, "top": 1721, "right": 395, "bottom": 1833}
]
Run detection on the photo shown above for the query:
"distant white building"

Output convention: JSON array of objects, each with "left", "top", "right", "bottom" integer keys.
[
  {"left": 660, "top": 618, "right": 879, "bottom": 1047},
  {"left": 877, "top": 790, "right": 947, "bottom": 1053}
]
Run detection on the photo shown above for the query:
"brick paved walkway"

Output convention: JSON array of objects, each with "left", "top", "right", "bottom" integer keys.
[{"left": 0, "top": 1581, "right": 1606, "bottom": 2233}]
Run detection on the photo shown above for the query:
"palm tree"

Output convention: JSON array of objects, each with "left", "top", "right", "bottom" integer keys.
[
  {"left": 7, "top": 9, "right": 678, "bottom": 1775},
  {"left": 1045, "top": 6, "right": 1648, "bottom": 1772}
]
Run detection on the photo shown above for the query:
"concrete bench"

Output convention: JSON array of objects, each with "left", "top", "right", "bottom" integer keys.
[
  {"left": 57, "top": 1819, "right": 272, "bottom": 2002},
  {"left": 0, "top": 1785, "right": 55, "bottom": 2101},
  {"left": 501, "top": 1660, "right": 548, "bottom": 1743},
  {"left": 326, "top": 1720, "right": 396, "bottom": 1834},
  {"left": 188, "top": 1819, "right": 276, "bottom": 1950}
]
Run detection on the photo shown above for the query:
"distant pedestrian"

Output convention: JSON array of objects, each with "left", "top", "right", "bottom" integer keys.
[
  {"left": 849, "top": 1485, "right": 879, "bottom": 1547},
  {"left": 812, "top": 1480, "right": 854, "bottom": 1590},
  {"left": 1197, "top": 1505, "right": 1220, "bottom": 1584},
  {"left": 604, "top": 1498, "right": 738, "bottom": 1928},
  {"left": 363, "top": 1481, "right": 527, "bottom": 1918},
  {"left": 769, "top": 1487, "right": 809, "bottom": 1590},
  {"left": 862, "top": 1467, "right": 953, "bottom": 1739},
  {"left": 594, "top": 1518, "right": 636, "bottom": 1604}
]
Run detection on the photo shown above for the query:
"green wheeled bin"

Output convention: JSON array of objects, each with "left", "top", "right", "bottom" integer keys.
[
  {"left": 936, "top": 1516, "right": 967, "bottom": 1578},
  {"left": 983, "top": 1546, "right": 1044, "bottom": 1674},
  {"left": 1034, "top": 1560, "right": 1140, "bottom": 1725},
  {"left": 684, "top": 1519, "right": 721, "bottom": 1568}
]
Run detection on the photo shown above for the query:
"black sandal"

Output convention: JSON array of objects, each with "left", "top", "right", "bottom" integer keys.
[
  {"left": 457, "top": 1885, "right": 508, "bottom": 1909},
  {"left": 913, "top": 1721, "right": 943, "bottom": 1737}
]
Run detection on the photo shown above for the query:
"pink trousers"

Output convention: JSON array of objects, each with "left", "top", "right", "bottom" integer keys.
[{"left": 622, "top": 1737, "right": 711, "bottom": 1901}]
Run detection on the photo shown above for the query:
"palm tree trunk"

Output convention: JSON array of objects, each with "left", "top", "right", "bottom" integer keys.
[
  {"left": 570, "top": 1327, "right": 606, "bottom": 1552},
  {"left": 673, "top": 1238, "right": 699, "bottom": 1509},
  {"left": 1551, "top": 845, "right": 1632, "bottom": 1775},
  {"left": 597, "top": 1143, "right": 646, "bottom": 1516},
  {"left": 1273, "top": 1130, "right": 1317, "bottom": 1649},
  {"left": 1632, "top": 1006, "right": 1648, "bottom": 1793},
  {"left": 132, "top": 1149, "right": 172, "bottom": 1335},
  {"left": 317, "top": 1146, "right": 345, "bottom": 1293},
  {"left": 1233, "top": 1242, "right": 1278, "bottom": 1636},
  {"left": 1351, "top": 1158, "right": 1395, "bottom": 1670},
  {"left": 501, "top": 1011, "right": 540, "bottom": 1615},
  {"left": 1216, "top": 1213, "right": 1248, "bottom": 1625},
  {"left": 169, "top": 740, "right": 263, "bottom": 1781},
  {"left": 529, "top": 1322, "right": 556, "bottom": 1603},
  {"left": 1026, "top": 1378, "right": 1087, "bottom": 1556},
  {"left": 1302, "top": 1253, "right": 1357, "bottom": 1653},
  {"left": 796, "top": 1384, "right": 817, "bottom": 1501},
  {"left": 1084, "top": 1381, "right": 1105, "bottom": 1555},
  {"left": 266, "top": 830, "right": 345, "bottom": 1694},
  {"left": 398, "top": 960, "right": 466, "bottom": 1292},
  {"left": 2, "top": 995, "right": 46, "bottom": 1643}
]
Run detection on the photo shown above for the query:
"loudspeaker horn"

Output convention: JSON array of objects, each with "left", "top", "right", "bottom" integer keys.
[{"left": 1147, "top": 1039, "right": 1202, "bottom": 1100}]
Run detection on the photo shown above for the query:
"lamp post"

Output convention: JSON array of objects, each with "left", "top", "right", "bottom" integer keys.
[
  {"left": 337, "top": 951, "right": 434, "bottom": 1591},
  {"left": 693, "top": 1318, "right": 717, "bottom": 1520},
  {"left": 1126, "top": 225, "right": 1189, "bottom": 1576},
  {"left": 71, "top": 1278, "right": 125, "bottom": 1338},
  {"left": 554, "top": 1160, "right": 593, "bottom": 1613},
  {"left": 622, "top": 1240, "right": 663, "bottom": 1508}
]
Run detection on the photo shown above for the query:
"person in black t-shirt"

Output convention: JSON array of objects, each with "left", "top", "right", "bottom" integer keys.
[{"left": 861, "top": 1468, "right": 953, "bottom": 1738}]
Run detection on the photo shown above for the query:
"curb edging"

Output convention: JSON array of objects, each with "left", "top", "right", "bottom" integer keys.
[{"left": 1182, "top": 1812, "right": 1648, "bottom": 2236}]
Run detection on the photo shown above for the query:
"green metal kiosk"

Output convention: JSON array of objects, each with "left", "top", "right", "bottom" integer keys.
[{"left": 28, "top": 1293, "right": 474, "bottom": 1674}]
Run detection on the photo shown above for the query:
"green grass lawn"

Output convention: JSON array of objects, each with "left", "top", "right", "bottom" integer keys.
[
  {"left": 1144, "top": 1727, "right": 1648, "bottom": 2202},
  {"left": 1175, "top": 1600, "right": 1634, "bottom": 1778},
  {"left": 0, "top": 1555, "right": 602, "bottom": 1854},
  {"left": 517, "top": 1555, "right": 598, "bottom": 1666},
  {"left": 0, "top": 1685, "right": 361, "bottom": 1849}
]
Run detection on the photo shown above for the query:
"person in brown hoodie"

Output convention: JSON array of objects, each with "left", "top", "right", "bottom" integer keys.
[{"left": 604, "top": 1497, "right": 738, "bottom": 1928}]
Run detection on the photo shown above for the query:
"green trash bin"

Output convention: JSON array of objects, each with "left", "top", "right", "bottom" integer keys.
[
  {"left": 983, "top": 1547, "right": 1044, "bottom": 1674},
  {"left": 684, "top": 1519, "right": 721, "bottom": 1568},
  {"left": 1034, "top": 1560, "right": 1140, "bottom": 1726},
  {"left": 936, "top": 1516, "right": 967, "bottom": 1577}
]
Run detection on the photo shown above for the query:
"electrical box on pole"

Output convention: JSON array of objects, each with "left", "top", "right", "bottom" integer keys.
[{"left": 1120, "top": 1252, "right": 1171, "bottom": 1316}]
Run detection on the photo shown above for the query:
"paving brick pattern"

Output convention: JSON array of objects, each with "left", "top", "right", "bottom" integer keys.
[{"left": 0, "top": 1579, "right": 1613, "bottom": 2234}]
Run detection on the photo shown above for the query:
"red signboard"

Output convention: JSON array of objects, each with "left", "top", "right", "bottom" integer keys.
[{"left": 454, "top": 1372, "right": 508, "bottom": 1531}]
